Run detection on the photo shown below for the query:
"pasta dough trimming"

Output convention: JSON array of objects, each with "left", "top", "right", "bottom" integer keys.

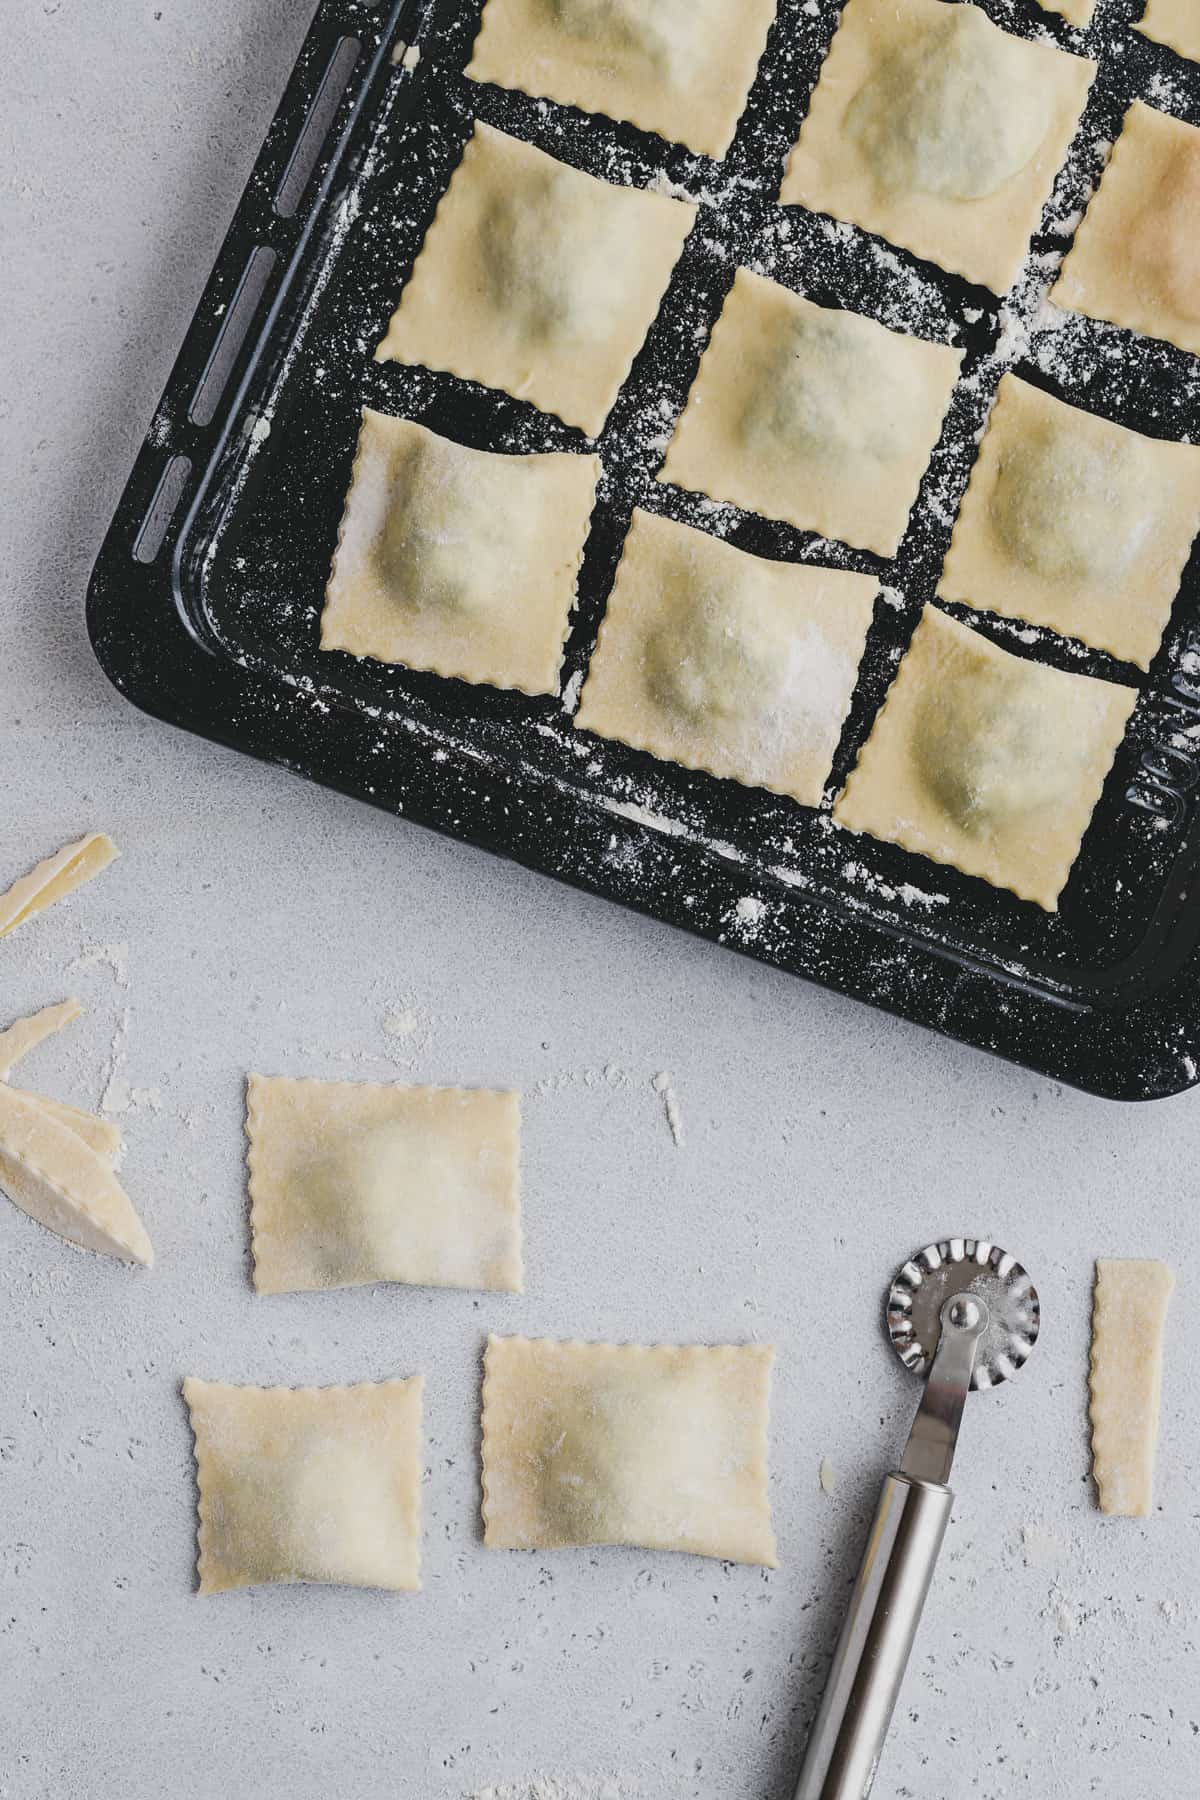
[
  {"left": 247, "top": 1073, "right": 522, "bottom": 1295},
  {"left": 1136, "top": 0, "right": 1200, "bottom": 62},
  {"left": 1038, "top": 0, "right": 1096, "bottom": 25},
  {"left": 1090, "top": 1259, "right": 1174, "bottom": 1518},
  {"left": 481, "top": 1335, "right": 776, "bottom": 1564},
  {"left": 779, "top": 0, "right": 1095, "bottom": 294},
  {"left": 1052, "top": 101, "right": 1200, "bottom": 359},
  {"left": 375, "top": 121, "right": 696, "bottom": 437},
  {"left": 938, "top": 374, "right": 1200, "bottom": 670},
  {"left": 0, "top": 832, "right": 118, "bottom": 939},
  {"left": 573, "top": 509, "right": 877, "bottom": 806},
  {"left": 466, "top": 0, "right": 779, "bottom": 161},
  {"left": 833, "top": 606, "right": 1138, "bottom": 909},
  {"left": 321, "top": 411, "right": 601, "bottom": 695},
  {"left": 0, "top": 1001, "right": 146, "bottom": 1264},
  {"left": 184, "top": 1376, "right": 423, "bottom": 1594},
  {"left": 659, "top": 268, "right": 962, "bottom": 557}
]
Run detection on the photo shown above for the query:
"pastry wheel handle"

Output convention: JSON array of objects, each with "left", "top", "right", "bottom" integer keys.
[
  {"left": 794, "top": 1293, "right": 988, "bottom": 1800},
  {"left": 792, "top": 1471, "right": 954, "bottom": 1800}
]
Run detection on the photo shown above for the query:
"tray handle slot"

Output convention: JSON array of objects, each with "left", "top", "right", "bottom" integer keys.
[
  {"left": 188, "top": 246, "right": 279, "bottom": 428},
  {"left": 133, "top": 455, "right": 193, "bottom": 566},
  {"left": 275, "top": 35, "right": 363, "bottom": 219}
]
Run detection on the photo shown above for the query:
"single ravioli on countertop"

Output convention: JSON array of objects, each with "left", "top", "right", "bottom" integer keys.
[
  {"left": 481, "top": 1335, "right": 777, "bottom": 1564},
  {"left": 658, "top": 267, "right": 962, "bottom": 558},
  {"left": 184, "top": 1376, "right": 423, "bottom": 1594},
  {"left": 1136, "top": 0, "right": 1200, "bottom": 62},
  {"left": 374, "top": 121, "right": 696, "bottom": 437},
  {"left": 465, "top": 0, "right": 779, "bottom": 160},
  {"left": 321, "top": 410, "right": 601, "bottom": 695},
  {"left": 246, "top": 1073, "right": 522, "bottom": 1295},
  {"left": 937, "top": 374, "right": 1200, "bottom": 671},
  {"left": 573, "top": 510, "right": 877, "bottom": 806},
  {"left": 833, "top": 606, "right": 1137, "bottom": 910},
  {"left": 779, "top": 0, "right": 1095, "bottom": 295},
  {"left": 1052, "top": 101, "right": 1200, "bottom": 359}
]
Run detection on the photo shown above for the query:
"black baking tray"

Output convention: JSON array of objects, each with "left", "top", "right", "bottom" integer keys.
[{"left": 87, "top": 0, "right": 1200, "bottom": 1100}]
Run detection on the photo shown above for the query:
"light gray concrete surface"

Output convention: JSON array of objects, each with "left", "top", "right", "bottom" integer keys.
[{"left": 2, "top": 5, "right": 1198, "bottom": 1798}]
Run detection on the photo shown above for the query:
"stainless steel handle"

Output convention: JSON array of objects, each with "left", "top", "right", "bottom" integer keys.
[{"left": 793, "top": 1472, "right": 953, "bottom": 1800}]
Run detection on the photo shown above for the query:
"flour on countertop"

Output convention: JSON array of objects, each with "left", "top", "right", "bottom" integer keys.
[
  {"left": 651, "top": 1070, "right": 683, "bottom": 1146},
  {"left": 469, "top": 1777, "right": 631, "bottom": 1800},
  {"left": 67, "top": 940, "right": 129, "bottom": 986}
]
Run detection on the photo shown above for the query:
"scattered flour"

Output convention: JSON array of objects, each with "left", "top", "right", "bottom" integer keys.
[
  {"left": 68, "top": 941, "right": 129, "bottom": 986},
  {"left": 651, "top": 1071, "right": 683, "bottom": 1146},
  {"left": 470, "top": 1779, "right": 629, "bottom": 1800}
]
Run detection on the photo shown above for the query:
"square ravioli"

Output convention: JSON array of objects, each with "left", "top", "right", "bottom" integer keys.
[
  {"left": 658, "top": 268, "right": 962, "bottom": 557},
  {"left": 938, "top": 375, "right": 1200, "bottom": 670},
  {"left": 779, "top": 0, "right": 1095, "bottom": 294},
  {"left": 466, "top": 0, "right": 778, "bottom": 161},
  {"left": 1137, "top": 0, "right": 1200, "bottom": 61},
  {"left": 833, "top": 606, "right": 1137, "bottom": 909},
  {"left": 1052, "top": 101, "right": 1200, "bottom": 358},
  {"left": 321, "top": 411, "right": 601, "bottom": 694},
  {"left": 246, "top": 1074, "right": 522, "bottom": 1296},
  {"left": 375, "top": 122, "right": 695, "bottom": 437},
  {"left": 573, "top": 510, "right": 876, "bottom": 805},
  {"left": 183, "top": 1376, "right": 422, "bottom": 1595},
  {"left": 481, "top": 1336, "right": 776, "bottom": 1564}
]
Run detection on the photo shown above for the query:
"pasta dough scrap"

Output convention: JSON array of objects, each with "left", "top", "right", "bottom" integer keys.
[
  {"left": 465, "top": 0, "right": 778, "bottom": 161},
  {"left": 780, "top": 0, "right": 1095, "bottom": 294},
  {"left": 574, "top": 510, "right": 876, "bottom": 805},
  {"left": 1039, "top": 0, "right": 1095, "bottom": 24},
  {"left": 659, "top": 269, "right": 962, "bottom": 557},
  {"left": 938, "top": 374, "right": 1200, "bottom": 670},
  {"left": 0, "top": 833, "right": 118, "bottom": 939},
  {"left": 321, "top": 411, "right": 601, "bottom": 694},
  {"left": 375, "top": 122, "right": 696, "bottom": 437},
  {"left": 1090, "top": 1260, "right": 1174, "bottom": 1518},
  {"left": 833, "top": 606, "right": 1137, "bottom": 909},
  {"left": 1136, "top": 0, "right": 1200, "bottom": 61},
  {"left": 247, "top": 1073, "right": 522, "bottom": 1295},
  {"left": 0, "top": 1082, "right": 150, "bottom": 1265},
  {"left": 1052, "top": 101, "right": 1200, "bottom": 358},
  {"left": 481, "top": 1336, "right": 776, "bottom": 1564},
  {"left": 184, "top": 1376, "right": 423, "bottom": 1594},
  {"left": 0, "top": 1001, "right": 124, "bottom": 1165},
  {"left": 0, "top": 998, "right": 83, "bottom": 1080}
]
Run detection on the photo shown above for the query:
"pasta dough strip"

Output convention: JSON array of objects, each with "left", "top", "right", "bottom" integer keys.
[
  {"left": 0, "top": 1083, "right": 150, "bottom": 1265},
  {"left": 1090, "top": 1259, "right": 1174, "bottom": 1517},
  {"left": 0, "top": 833, "right": 118, "bottom": 939}
]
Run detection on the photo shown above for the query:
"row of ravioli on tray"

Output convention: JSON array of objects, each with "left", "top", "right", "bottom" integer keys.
[{"left": 316, "top": 0, "right": 1200, "bottom": 914}]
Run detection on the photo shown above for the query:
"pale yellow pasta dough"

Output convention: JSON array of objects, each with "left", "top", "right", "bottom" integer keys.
[
  {"left": 184, "top": 1377, "right": 423, "bottom": 1594},
  {"left": 1136, "top": 0, "right": 1200, "bottom": 60},
  {"left": 1052, "top": 101, "right": 1200, "bottom": 358},
  {"left": 321, "top": 411, "right": 600, "bottom": 694},
  {"left": 1090, "top": 1260, "right": 1174, "bottom": 1518},
  {"left": 0, "top": 833, "right": 117, "bottom": 939},
  {"left": 0, "top": 1083, "right": 150, "bottom": 1265},
  {"left": 659, "top": 268, "right": 962, "bottom": 556},
  {"left": 481, "top": 1336, "right": 776, "bottom": 1564},
  {"left": 1039, "top": 0, "right": 1096, "bottom": 24},
  {"left": 466, "top": 0, "right": 778, "bottom": 160},
  {"left": 938, "top": 374, "right": 1200, "bottom": 670},
  {"left": 780, "top": 0, "right": 1095, "bottom": 294},
  {"left": 247, "top": 1073, "right": 522, "bottom": 1295},
  {"left": 574, "top": 510, "right": 876, "bottom": 805},
  {"left": 833, "top": 606, "right": 1137, "bottom": 909},
  {"left": 375, "top": 122, "right": 695, "bottom": 436}
]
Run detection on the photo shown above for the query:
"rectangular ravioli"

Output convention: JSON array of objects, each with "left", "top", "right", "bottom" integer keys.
[{"left": 482, "top": 1335, "right": 777, "bottom": 1564}]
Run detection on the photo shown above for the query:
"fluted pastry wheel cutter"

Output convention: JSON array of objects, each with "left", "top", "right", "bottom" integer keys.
[{"left": 794, "top": 1239, "right": 1040, "bottom": 1800}]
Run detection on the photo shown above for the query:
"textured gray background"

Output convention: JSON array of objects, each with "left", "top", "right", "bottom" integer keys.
[{"left": 2, "top": 3, "right": 1197, "bottom": 1797}]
